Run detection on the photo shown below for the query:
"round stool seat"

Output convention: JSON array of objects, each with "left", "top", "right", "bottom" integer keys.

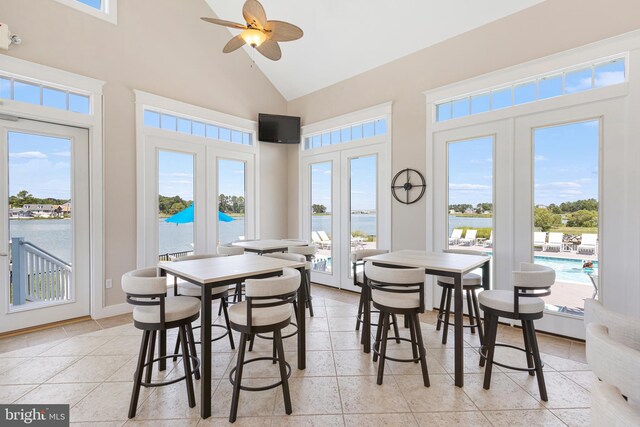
[
  {"left": 372, "top": 287, "right": 421, "bottom": 309},
  {"left": 133, "top": 295, "right": 201, "bottom": 324},
  {"left": 178, "top": 281, "right": 228, "bottom": 297},
  {"left": 355, "top": 271, "right": 364, "bottom": 286},
  {"left": 437, "top": 273, "right": 482, "bottom": 288},
  {"left": 229, "top": 300, "right": 292, "bottom": 327},
  {"left": 479, "top": 290, "right": 545, "bottom": 314}
]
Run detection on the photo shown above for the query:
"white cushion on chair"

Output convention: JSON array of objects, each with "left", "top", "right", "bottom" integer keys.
[
  {"left": 177, "top": 281, "right": 229, "bottom": 297},
  {"left": 372, "top": 287, "right": 421, "bottom": 309},
  {"left": 478, "top": 290, "right": 545, "bottom": 314},
  {"left": 133, "top": 295, "right": 201, "bottom": 324},
  {"left": 437, "top": 273, "right": 482, "bottom": 287},
  {"left": 229, "top": 300, "right": 292, "bottom": 326},
  {"left": 356, "top": 271, "right": 364, "bottom": 286}
]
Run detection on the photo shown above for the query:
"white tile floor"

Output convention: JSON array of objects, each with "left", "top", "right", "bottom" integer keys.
[{"left": 0, "top": 287, "right": 593, "bottom": 426}]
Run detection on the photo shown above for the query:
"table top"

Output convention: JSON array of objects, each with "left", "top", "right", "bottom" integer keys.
[
  {"left": 159, "top": 253, "right": 306, "bottom": 285},
  {"left": 363, "top": 249, "right": 490, "bottom": 274},
  {"left": 231, "top": 239, "right": 308, "bottom": 251}
]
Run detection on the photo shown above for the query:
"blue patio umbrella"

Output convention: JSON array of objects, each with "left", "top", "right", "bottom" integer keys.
[{"left": 164, "top": 204, "right": 234, "bottom": 223}]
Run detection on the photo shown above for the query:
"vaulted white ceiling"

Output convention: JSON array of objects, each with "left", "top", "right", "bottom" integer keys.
[{"left": 204, "top": 0, "right": 545, "bottom": 100}]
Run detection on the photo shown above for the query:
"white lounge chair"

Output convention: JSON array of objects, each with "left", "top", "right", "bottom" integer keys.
[
  {"left": 533, "top": 232, "right": 546, "bottom": 250},
  {"left": 311, "top": 231, "right": 324, "bottom": 248},
  {"left": 543, "top": 232, "right": 563, "bottom": 252},
  {"left": 318, "top": 230, "right": 332, "bottom": 249},
  {"left": 458, "top": 229, "right": 477, "bottom": 246},
  {"left": 484, "top": 231, "right": 493, "bottom": 248},
  {"left": 578, "top": 233, "right": 597, "bottom": 255},
  {"left": 448, "top": 229, "right": 463, "bottom": 246}
]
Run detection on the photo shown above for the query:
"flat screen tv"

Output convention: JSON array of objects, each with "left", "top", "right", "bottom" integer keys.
[{"left": 258, "top": 113, "right": 301, "bottom": 144}]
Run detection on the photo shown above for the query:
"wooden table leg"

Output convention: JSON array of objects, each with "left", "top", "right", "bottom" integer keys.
[
  {"left": 454, "top": 273, "right": 464, "bottom": 387},
  {"left": 297, "top": 267, "right": 306, "bottom": 369},
  {"left": 363, "top": 266, "right": 371, "bottom": 353},
  {"left": 201, "top": 284, "right": 212, "bottom": 418},
  {"left": 159, "top": 269, "right": 167, "bottom": 371}
]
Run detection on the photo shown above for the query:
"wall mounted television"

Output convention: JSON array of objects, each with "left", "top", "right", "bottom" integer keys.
[{"left": 258, "top": 113, "right": 301, "bottom": 144}]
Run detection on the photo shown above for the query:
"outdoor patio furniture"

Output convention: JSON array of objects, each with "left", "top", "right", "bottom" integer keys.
[
  {"left": 484, "top": 231, "right": 493, "bottom": 248},
  {"left": 458, "top": 229, "right": 477, "bottom": 246},
  {"left": 577, "top": 233, "right": 597, "bottom": 255},
  {"left": 311, "top": 231, "right": 324, "bottom": 248},
  {"left": 533, "top": 232, "right": 547, "bottom": 249},
  {"left": 543, "top": 232, "right": 563, "bottom": 252},
  {"left": 449, "top": 229, "right": 463, "bottom": 245},
  {"left": 318, "top": 230, "right": 332, "bottom": 249}
]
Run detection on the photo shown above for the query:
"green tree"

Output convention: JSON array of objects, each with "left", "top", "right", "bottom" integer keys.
[
  {"left": 448, "top": 204, "right": 472, "bottom": 213},
  {"left": 534, "top": 207, "right": 562, "bottom": 231},
  {"left": 547, "top": 203, "right": 563, "bottom": 214},
  {"left": 475, "top": 203, "right": 493, "bottom": 214},
  {"left": 312, "top": 204, "right": 327, "bottom": 214},
  {"left": 566, "top": 209, "right": 598, "bottom": 227}
]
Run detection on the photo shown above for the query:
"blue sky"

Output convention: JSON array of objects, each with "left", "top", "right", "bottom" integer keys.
[
  {"left": 448, "top": 136, "right": 493, "bottom": 207},
  {"left": 8, "top": 132, "right": 71, "bottom": 199}
]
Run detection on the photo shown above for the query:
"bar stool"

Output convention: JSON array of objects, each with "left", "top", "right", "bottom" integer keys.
[
  {"left": 351, "top": 249, "right": 400, "bottom": 342},
  {"left": 479, "top": 263, "right": 555, "bottom": 401},
  {"left": 122, "top": 267, "right": 201, "bottom": 418},
  {"left": 287, "top": 245, "right": 317, "bottom": 316},
  {"left": 227, "top": 268, "right": 301, "bottom": 423},
  {"left": 436, "top": 249, "right": 486, "bottom": 345},
  {"left": 217, "top": 245, "right": 245, "bottom": 311},
  {"left": 366, "top": 263, "right": 430, "bottom": 387},
  {"left": 170, "top": 254, "right": 235, "bottom": 359}
]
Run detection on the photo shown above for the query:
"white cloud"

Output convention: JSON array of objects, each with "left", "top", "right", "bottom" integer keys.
[
  {"left": 51, "top": 151, "right": 71, "bottom": 157},
  {"left": 9, "top": 151, "right": 47, "bottom": 159},
  {"left": 595, "top": 71, "right": 624, "bottom": 88},
  {"left": 534, "top": 155, "right": 546, "bottom": 162},
  {"left": 449, "top": 183, "right": 491, "bottom": 190}
]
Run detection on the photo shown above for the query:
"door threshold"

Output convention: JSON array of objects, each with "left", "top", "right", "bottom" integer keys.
[{"left": 0, "top": 316, "right": 93, "bottom": 338}]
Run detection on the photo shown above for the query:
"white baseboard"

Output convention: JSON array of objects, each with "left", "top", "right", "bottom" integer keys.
[{"left": 91, "top": 302, "right": 132, "bottom": 320}]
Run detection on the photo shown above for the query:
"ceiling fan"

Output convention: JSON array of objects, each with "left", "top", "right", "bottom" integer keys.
[{"left": 201, "top": 0, "right": 303, "bottom": 61}]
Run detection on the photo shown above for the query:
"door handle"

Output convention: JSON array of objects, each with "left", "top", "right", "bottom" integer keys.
[{"left": 0, "top": 253, "right": 7, "bottom": 257}]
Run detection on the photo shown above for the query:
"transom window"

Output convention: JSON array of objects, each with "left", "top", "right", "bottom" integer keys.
[
  {"left": 303, "top": 117, "right": 387, "bottom": 150},
  {"left": 53, "top": 0, "right": 117, "bottom": 24},
  {"left": 435, "top": 56, "right": 626, "bottom": 122},
  {"left": 143, "top": 109, "right": 253, "bottom": 146},
  {"left": 77, "top": 0, "right": 102, "bottom": 10},
  {"left": 0, "top": 74, "right": 91, "bottom": 114}
]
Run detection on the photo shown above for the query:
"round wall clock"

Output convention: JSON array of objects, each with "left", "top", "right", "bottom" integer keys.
[{"left": 391, "top": 168, "right": 426, "bottom": 205}]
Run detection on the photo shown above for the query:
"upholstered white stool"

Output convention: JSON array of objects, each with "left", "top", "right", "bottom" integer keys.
[
  {"left": 122, "top": 267, "right": 201, "bottom": 418},
  {"left": 287, "top": 245, "right": 317, "bottom": 316},
  {"left": 227, "top": 268, "right": 301, "bottom": 423},
  {"left": 479, "top": 263, "right": 555, "bottom": 401},
  {"left": 217, "top": 245, "right": 246, "bottom": 311},
  {"left": 366, "top": 263, "right": 430, "bottom": 387}
]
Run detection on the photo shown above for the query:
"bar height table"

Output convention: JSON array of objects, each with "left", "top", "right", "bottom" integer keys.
[
  {"left": 231, "top": 239, "right": 308, "bottom": 255},
  {"left": 362, "top": 250, "right": 490, "bottom": 387},
  {"left": 159, "top": 254, "right": 307, "bottom": 419}
]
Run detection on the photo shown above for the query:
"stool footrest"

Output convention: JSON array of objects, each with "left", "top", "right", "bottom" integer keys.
[
  {"left": 373, "top": 336, "right": 420, "bottom": 363},
  {"left": 140, "top": 354, "right": 200, "bottom": 388},
  {"left": 256, "top": 322, "right": 298, "bottom": 340},
  {"left": 478, "top": 343, "right": 543, "bottom": 372},
  {"left": 192, "top": 323, "right": 231, "bottom": 344},
  {"left": 229, "top": 357, "right": 291, "bottom": 391}
]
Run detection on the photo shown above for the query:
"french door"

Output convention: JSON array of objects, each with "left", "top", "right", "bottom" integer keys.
[
  {"left": 0, "top": 118, "right": 90, "bottom": 332},
  {"left": 301, "top": 143, "right": 390, "bottom": 290}
]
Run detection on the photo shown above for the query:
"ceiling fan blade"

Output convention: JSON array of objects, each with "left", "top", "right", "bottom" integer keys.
[
  {"left": 256, "top": 39, "right": 282, "bottom": 61},
  {"left": 243, "top": 0, "right": 267, "bottom": 29},
  {"left": 265, "top": 20, "right": 303, "bottom": 42},
  {"left": 223, "top": 35, "right": 245, "bottom": 53},
  {"left": 200, "top": 17, "right": 247, "bottom": 30}
]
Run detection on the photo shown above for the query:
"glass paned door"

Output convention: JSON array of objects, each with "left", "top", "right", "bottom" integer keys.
[
  {"left": 158, "top": 150, "right": 195, "bottom": 259},
  {"left": 349, "top": 155, "right": 377, "bottom": 253},
  {"left": 532, "top": 120, "right": 600, "bottom": 316},
  {"left": 0, "top": 119, "right": 90, "bottom": 332},
  {"left": 217, "top": 159, "right": 246, "bottom": 245},
  {"left": 311, "top": 161, "right": 334, "bottom": 276}
]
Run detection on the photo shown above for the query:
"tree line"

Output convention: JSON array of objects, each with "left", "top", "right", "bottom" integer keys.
[
  {"left": 449, "top": 203, "right": 493, "bottom": 214},
  {"left": 9, "top": 190, "right": 68, "bottom": 208},
  {"left": 158, "top": 194, "right": 245, "bottom": 216},
  {"left": 534, "top": 198, "right": 598, "bottom": 231}
]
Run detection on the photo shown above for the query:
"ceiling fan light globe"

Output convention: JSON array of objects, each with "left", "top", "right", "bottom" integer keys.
[{"left": 241, "top": 28, "right": 266, "bottom": 48}]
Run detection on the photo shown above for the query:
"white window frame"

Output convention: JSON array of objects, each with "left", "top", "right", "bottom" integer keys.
[
  {"left": 53, "top": 0, "right": 118, "bottom": 25},
  {"left": 425, "top": 30, "right": 640, "bottom": 336},
  {"left": 0, "top": 54, "right": 107, "bottom": 318},
  {"left": 135, "top": 90, "right": 259, "bottom": 268},
  {"left": 299, "top": 102, "right": 392, "bottom": 289}
]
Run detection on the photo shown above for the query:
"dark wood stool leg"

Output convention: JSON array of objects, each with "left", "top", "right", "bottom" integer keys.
[
  {"left": 522, "top": 320, "right": 534, "bottom": 376},
  {"left": 526, "top": 320, "right": 548, "bottom": 401},
  {"left": 145, "top": 330, "right": 156, "bottom": 384},
  {"left": 408, "top": 313, "right": 419, "bottom": 363},
  {"left": 376, "top": 313, "right": 390, "bottom": 385},
  {"left": 391, "top": 314, "right": 401, "bottom": 344},
  {"left": 275, "top": 329, "right": 292, "bottom": 414},
  {"left": 178, "top": 325, "right": 196, "bottom": 408},
  {"left": 471, "top": 289, "right": 484, "bottom": 346},
  {"left": 248, "top": 333, "right": 255, "bottom": 352},
  {"left": 404, "top": 315, "right": 410, "bottom": 328},
  {"left": 482, "top": 313, "right": 499, "bottom": 390},
  {"left": 230, "top": 333, "right": 248, "bottom": 423},
  {"left": 186, "top": 323, "right": 200, "bottom": 380},
  {"left": 128, "top": 330, "right": 150, "bottom": 419},
  {"left": 306, "top": 271, "right": 314, "bottom": 317},
  {"left": 355, "top": 291, "right": 364, "bottom": 331},
  {"left": 413, "top": 313, "right": 430, "bottom": 387},
  {"left": 435, "top": 286, "right": 447, "bottom": 331},
  {"left": 372, "top": 309, "right": 385, "bottom": 362},
  {"left": 466, "top": 290, "right": 476, "bottom": 334},
  {"left": 442, "top": 287, "right": 453, "bottom": 344},
  {"left": 221, "top": 298, "right": 235, "bottom": 350},
  {"left": 172, "top": 333, "right": 181, "bottom": 362}
]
